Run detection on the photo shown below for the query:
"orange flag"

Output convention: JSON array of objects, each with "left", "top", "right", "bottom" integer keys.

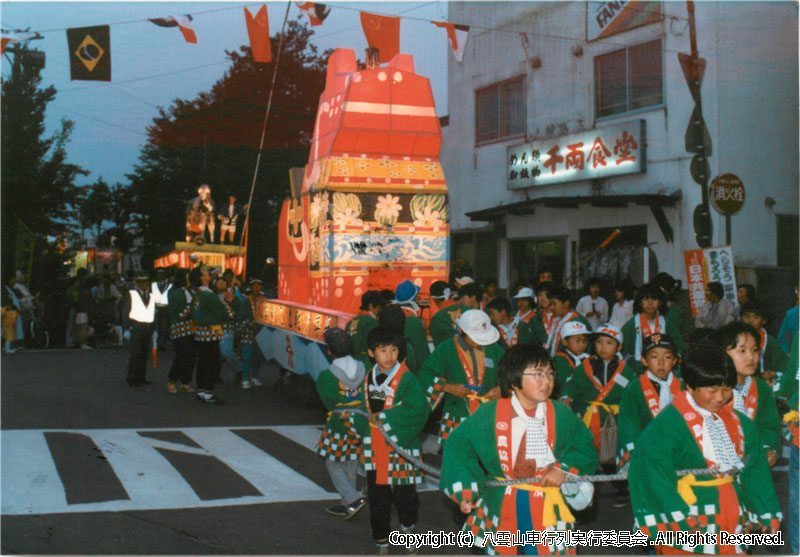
[
  {"left": 244, "top": 5, "right": 272, "bottom": 63},
  {"left": 359, "top": 11, "right": 399, "bottom": 63}
]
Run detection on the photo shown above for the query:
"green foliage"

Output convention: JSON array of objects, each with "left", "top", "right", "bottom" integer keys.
[
  {"left": 128, "top": 18, "right": 329, "bottom": 274},
  {"left": 1, "top": 44, "right": 88, "bottom": 281}
]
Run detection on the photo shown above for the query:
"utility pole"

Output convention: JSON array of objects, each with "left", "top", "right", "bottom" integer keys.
[{"left": 680, "top": 1, "right": 713, "bottom": 248}]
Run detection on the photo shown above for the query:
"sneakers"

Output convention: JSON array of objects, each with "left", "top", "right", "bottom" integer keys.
[
  {"left": 179, "top": 384, "right": 195, "bottom": 393},
  {"left": 196, "top": 390, "right": 219, "bottom": 404},
  {"left": 376, "top": 544, "right": 389, "bottom": 555},
  {"left": 241, "top": 379, "right": 251, "bottom": 390},
  {"left": 80, "top": 344, "right": 93, "bottom": 350},
  {"left": 326, "top": 505, "right": 349, "bottom": 517},
  {"left": 400, "top": 524, "right": 418, "bottom": 554},
  {"left": 249, "top": 377, "right": 262, "bottom": 387},
  {"left": 344, "top": 497, "right": 367, "bottom": 519},
  {"left": 166, "top": 381, "right": 178, "bottom": 394}
]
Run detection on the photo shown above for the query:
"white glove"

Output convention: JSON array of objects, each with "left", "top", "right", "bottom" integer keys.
[{"left": 123, "top": 329, "right": 131, "bottom": 341}]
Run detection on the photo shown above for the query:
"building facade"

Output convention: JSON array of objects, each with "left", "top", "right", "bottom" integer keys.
[{"left": 442, "top": 1, "right": 798, "bottom": 298}]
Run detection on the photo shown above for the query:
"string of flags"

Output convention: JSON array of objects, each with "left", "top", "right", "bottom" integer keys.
[{"left": 1, "top": 1, "right": 470, "bottom": 83}]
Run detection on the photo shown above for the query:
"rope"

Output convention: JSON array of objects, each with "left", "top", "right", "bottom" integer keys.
[
  {"left": 330, "top": 407, "right": 745, "bottom": 485},
  {"left": 238, "top": 0, "right": 292, "bottom": 280}
]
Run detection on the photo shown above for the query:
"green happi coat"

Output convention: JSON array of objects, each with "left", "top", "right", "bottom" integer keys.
[
  {"left": 629, "top": 392, "right": 782, "bottom": 554},
  {"left": 440, "top": 397, "right": 597, "bottom": 555},
  {"left": 756, "top": 328, "right": 788, "bottom": 385},
  {"left": 167, "top": 286, "right": 195, "bottom": 339},
  {"left": 775, "top": 337, "right": 799, "bottom": 445},
  {"left": 495, "top": 319, "right": 535, "bottom": 350},
  {"left": 552, "top": 351, "right": 586, "bottom": 402},
  {"left": 315, "top": 358, "right": 365, "bottom": 461},
  {"left": 621, "top": 313, "right": 684, "bottom": 375},
  {"left": 419, "top": 335, "right": 505, "bottom": 443},
  {"left": 566, "top": 356, "right": 636, "bottom": 448},
  {"left": 404, "top": 313, "right": 431, "bottom": 365},
  {"left": 346, "top": 312, "right": 378, "bottom": 369},
  {"left": 348, "top": 364, "right": 429, "bottom": 485},
  {"left": 616, "top": 372, "right": 683, "bottom": 471},
  {"left": 731, "top": 375, "right": 781, "bottom": 454},
  {"left": 430, "top": 303, "right": 469, "bottom": 347}
]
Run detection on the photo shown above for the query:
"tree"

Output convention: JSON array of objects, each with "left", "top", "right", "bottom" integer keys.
[
  {"left": 127, "top": 18, "right": 329, "bottom": 273},
  {"left": 1, "top": 43, "right": 88, "bottom": 282},
  {"left": 76, "top": 178, "right": 112, "bottom": 243}
]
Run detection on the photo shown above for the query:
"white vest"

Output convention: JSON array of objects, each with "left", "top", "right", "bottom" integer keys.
[
  {"left": 129, "top": 290, "right": 156, "bottom": 323},
  {"left": 151, "top": 282, "right": 172, "bottom": 306}
]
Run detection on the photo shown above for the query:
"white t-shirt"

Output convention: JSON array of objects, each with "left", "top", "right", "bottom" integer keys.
[{"left": 575, "top": 295, "right": 609, "bottom": 330}]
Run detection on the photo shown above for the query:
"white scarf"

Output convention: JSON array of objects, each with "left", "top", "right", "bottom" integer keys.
[
  {"left": 511, "top": 393, "right": 554, "bottom": 466},
  {"left": 368, "top": 361, "right": 401, "bottom": 401},
  {"left": 731, "top": 376, "right": 753, "bottom": 415},
  {"left": 687, "top": 392, "right": 744, "bottom": 470},
  {"left": 646, "top": 370, "right": 675, "bottom": 410}
]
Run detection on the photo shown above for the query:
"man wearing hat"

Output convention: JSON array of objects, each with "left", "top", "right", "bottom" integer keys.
[
  {"left": 150, "top": 267, "right": 172, "bottom": 351},
  {"left": 616, "top": 333, "right": 682, "bottom": 473},
  {"left": 429, "top": 282, "right": 481, "bottom": 347},
  {"left": 122, "top": 272, "right": 157, "bottom": 387},
  {"left": 419, "top": 309, "right": 505, "bottom": 445},
  {"left": 346, "top": 290, "right": 384, "bottom": 369},
  {"left": 393, "top": 280, "right": 430, "bottom": 364}
]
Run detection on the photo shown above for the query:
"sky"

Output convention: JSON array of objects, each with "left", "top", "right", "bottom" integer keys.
[{"left": 0, "top": 1, "right": 451, "bottom": 187}]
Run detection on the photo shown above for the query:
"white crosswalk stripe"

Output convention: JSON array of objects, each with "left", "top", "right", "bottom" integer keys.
[{"left": 1, "top": 425, "right": 438, "bottom": 516}]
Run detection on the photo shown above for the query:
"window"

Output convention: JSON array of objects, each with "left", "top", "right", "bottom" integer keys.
[
  {"left": 595, "top": 38, "right": 663, "bottom": 118},
  {"left": 475, "top": 77, "right": 525, "bottom": 144}
]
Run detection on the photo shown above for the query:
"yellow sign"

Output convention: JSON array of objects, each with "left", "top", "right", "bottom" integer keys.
[
  {"left": 256, "top": 300, "right": 343, "bottom": 342},
  {"left": 74, "top": 34, "right": 105, "bottom": 72}
]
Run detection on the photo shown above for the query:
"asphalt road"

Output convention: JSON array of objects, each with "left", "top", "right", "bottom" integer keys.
[{"left": 1, "top": 347, "right": 792, "bottom": 555}]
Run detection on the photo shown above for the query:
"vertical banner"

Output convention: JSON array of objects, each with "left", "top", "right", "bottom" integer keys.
[{"left": 684, "top": 245, "right": 737, "bottom": 317}]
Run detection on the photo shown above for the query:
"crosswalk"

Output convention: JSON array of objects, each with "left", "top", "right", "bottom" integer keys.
[{"left": 1, "top": 425, "right": 439, "bottom": 516}]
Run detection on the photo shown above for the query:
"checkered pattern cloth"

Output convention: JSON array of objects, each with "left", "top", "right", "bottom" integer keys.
[
  {"left": 238, "top": 320, "right": 256, "bottom": 344},
  {"left": 437, "top": 412, "right": 467, "bottom": 444},
  {"left": 360, "top": 422, "right": 423, "bottom": 486},
  {"left": 194, "top": 326, "right": 223, "bottom": 342},
  {"left": 317, "top": 427, "right": 360, "bottom": 461},
  {"left": 170, "top": 320, "right": 194, "bottom": 340}
]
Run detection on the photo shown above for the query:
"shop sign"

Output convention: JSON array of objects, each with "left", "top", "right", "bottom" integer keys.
[
  {"left": 586, "top": 1, "right": 663, "bottom": 42},
  {"left": 507, "top": 120, "right": 646, "bottom": 189},
  {"left": 191, "top": 251, "right": 225, "bottom": 269},
  {"left": 709, "top": 173, "right": 745, "bottom": 216},
  {"left": 683, "top": 245, "right": 737, "bottom": 317}
]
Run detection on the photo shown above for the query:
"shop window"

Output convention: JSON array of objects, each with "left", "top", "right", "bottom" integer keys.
[
  {"left": 578, "top": 225, "right": 649, "bottom": 284},
  {"left": 510, "top": 238, "right": 565, "bottom": 286},
  {"left": 595, "top": 38, "right": 663, "bottom": 118},
  {"left": 475, "top": 77, "right": 526, "bottom": 144}
]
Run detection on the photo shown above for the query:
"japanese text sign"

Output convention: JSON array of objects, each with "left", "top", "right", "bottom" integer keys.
[
  {"left": 507, "top": 120, "right": 646, "bottom": 189},
  {"left": 586, "top": 1, "right": 663, "bottom": 42},
  {"left": 255, "top": 299, "right": 347, "bottom": 342},
  {"left": 683, "top": 245, "right": 738, "bottom": 317},
  {"left": 709, "top": 173, "right": 745, "bottom": 216}
]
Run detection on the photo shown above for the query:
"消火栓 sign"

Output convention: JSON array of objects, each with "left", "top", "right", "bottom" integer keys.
[{"left": 507, "top": 120, "right": 646, "bottom": 189}]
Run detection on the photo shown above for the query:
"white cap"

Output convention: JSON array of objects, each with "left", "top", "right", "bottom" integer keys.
[
  {"left": 594, "top": 323, "right": 623, "bottom": 345},
  {"left": 455, "top": 276, "right": 474, "bottom": 286},
  {"left": 456, "top": 309, "right": 500, "bottom": 346},
  {"left": 513, "top": 287, "right": 535, "bottom": 299},
  {"left": 561, "top": 321, "right": 590, "bottom": 339}
]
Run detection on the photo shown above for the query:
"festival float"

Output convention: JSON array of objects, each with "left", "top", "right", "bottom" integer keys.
[{"left": 254, "top": 47, "right": 450, "bottom": 379}]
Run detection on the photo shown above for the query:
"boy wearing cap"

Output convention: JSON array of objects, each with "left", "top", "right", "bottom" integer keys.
[
  {"left": 567, "top": 324, "right": 635, "bottom": 454},
  {"left": 316, "top": 327, "right": 367, "bottom": 520},
  {"left": 739, "top": 300, "right": 788, "bottom": 385},
  {"left": 419, "top": 310, "right": 505, "bottom": 445},
  {"left": 344, "top": 326, "right": 429, "bottom": 553},
  {"left": 486, "top": 296, "right": 536, "bottom": 349},
  {"left": 429, "top": 283, "right": 481, "bottom": 347},
  {"left": 628, "top": 348, "right": 781, "bottom": 555},
  {"left": 544, "top": 286, "right": 592, "bottom": 357},
  {"left": 621, "top": 283, "right": 683, "bottom": 376},
  {"left": 346, "top": 290, "right": 384, "bottom": 369},
  {"left": 440, "top": 343, "right": 597, "bottom": 555},
  {"left": 552, "top": 321, "right": 591, "bottom": 402},
  {"left": 616, "top": 333, "right": 682, "bottom": 472},
  {"left": 394, "top": 280, "right": 431, "bottom": 365}
]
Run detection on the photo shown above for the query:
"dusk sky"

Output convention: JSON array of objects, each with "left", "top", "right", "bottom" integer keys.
[{"left": 1, "top": 1, "right": 450, "bottom": 188}]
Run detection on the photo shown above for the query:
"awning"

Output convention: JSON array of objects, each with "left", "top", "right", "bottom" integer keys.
[{"left": 465, "top": 191, "right": 683, "bottom": 242}]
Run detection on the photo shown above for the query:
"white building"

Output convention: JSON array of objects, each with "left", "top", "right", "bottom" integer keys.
[{"left": 441, "top": 1, "right": 798, "bottom": 299}]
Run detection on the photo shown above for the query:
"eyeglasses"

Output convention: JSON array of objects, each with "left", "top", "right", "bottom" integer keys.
[{"left": 523, "top": 371, "right": 555, "bottom": 381}]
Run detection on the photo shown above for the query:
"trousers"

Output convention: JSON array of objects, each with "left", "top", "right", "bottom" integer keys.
[{"left": 366, "top": 471, "right": 418, "bottom": 543}]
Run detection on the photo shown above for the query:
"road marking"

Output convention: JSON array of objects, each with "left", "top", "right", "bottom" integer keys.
[{"left": 1, "top": 425, "right": 439, "bottom": 516}]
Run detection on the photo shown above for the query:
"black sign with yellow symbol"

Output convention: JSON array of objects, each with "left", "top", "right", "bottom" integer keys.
[{"left": 66, "top": 25, "right": 110, "bottom": 81}]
